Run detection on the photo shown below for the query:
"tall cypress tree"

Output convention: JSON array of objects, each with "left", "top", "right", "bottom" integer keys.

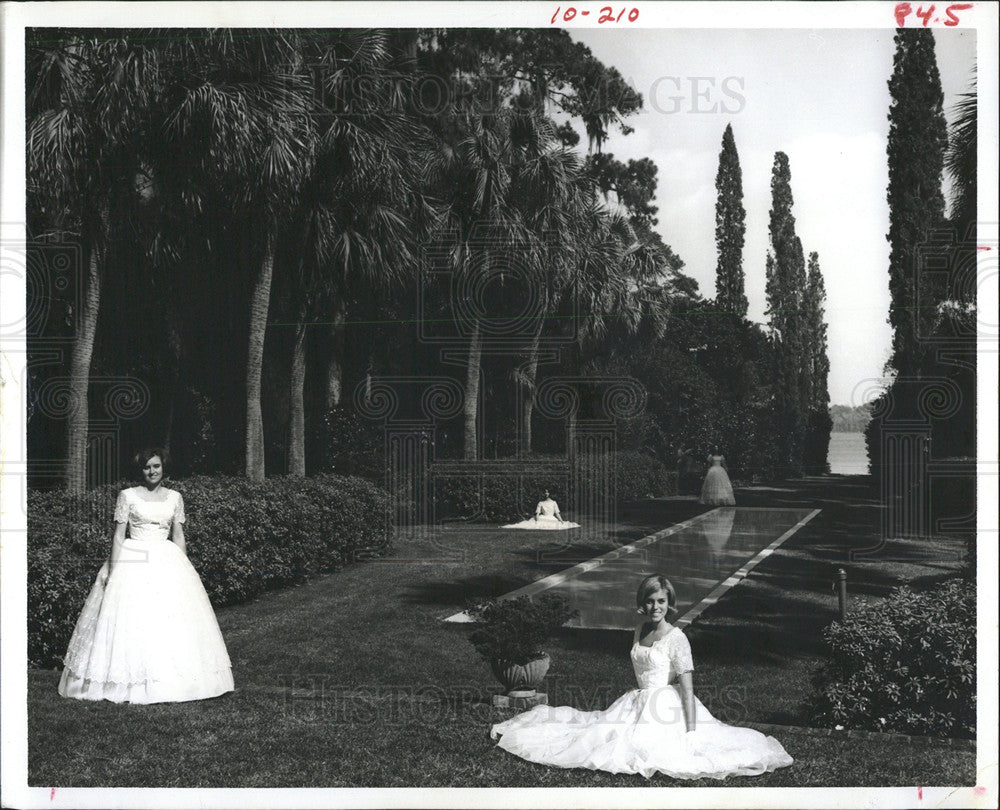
[
  {"left": 804, "top": 252, "right": 830, "bottom": 410},
  {"left": 886, "top": 28, "right": 948, "bottom": 378},
  {"left": 765, "top": 152, "right": 807, "bottom": 475},
  {"left": 803, "top": 251, "right": 832, "bottom": 473},
  {"left": 714, "top": 123, "right": 748, "bottom": 317},
  {"left": 765, "top": 153, "right": 805, "bottom": 339}
]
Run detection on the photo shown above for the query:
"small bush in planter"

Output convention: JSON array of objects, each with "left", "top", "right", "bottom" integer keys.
[{"left": 465, "top": 593, "right": 578, "bottom": 666}]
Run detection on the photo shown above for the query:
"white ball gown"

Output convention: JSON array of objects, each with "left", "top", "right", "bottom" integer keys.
[
  {"left": 491, "top": 626, "right": 792, "bottom": 780},
  {"left": 58, "top": 487, "right": 234, "bottom": 704},
  {"left": 699, "top": 455, "right": 736, "bottom": 506},
  {"left": 502, "top": 498, "right": 580, "bottom": 530}
]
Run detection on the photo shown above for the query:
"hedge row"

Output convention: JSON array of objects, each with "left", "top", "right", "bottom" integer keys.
[
  {"left": 433, "top": 451, "right": 676, "bottom": 522},
  {"left": 809, "top": 578, "right": 975, "bottom": 739},
  {"left": 28, "top": 474, "right": 391, "bottom": 668}
]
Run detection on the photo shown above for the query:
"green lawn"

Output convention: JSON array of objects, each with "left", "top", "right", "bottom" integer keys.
[{"left": 28, "top": 475, "right": 976, "bottom": 787}]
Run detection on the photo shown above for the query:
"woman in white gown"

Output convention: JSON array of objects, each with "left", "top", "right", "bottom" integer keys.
[
  {"left": 491, "top": 575, "right": 792, "bottom": 780},
  {"left": 699, "top": 446, "right": 736, "bottom": 506},
  {"left": 58, "top": 448, "right": 234, "bottom": 704},
  {"left": 502, "top": 490, "right": 580, "bottom": 530}
]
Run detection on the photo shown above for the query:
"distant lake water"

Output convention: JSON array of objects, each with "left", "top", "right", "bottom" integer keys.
[{"left": 828, "top": 432, "right": 869, "bottom": 475}]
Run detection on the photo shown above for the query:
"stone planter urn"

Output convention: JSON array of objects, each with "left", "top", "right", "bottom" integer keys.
[
  {"left": 490, "top": 653, "right": 551, "bottom": 696},
  {"left": 465, "top": 594, "right": 577, "bottom": 707}
]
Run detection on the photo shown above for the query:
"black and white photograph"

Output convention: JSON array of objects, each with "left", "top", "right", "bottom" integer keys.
[{"left": 1, "top": 2, "right": 996, "bottom": 808}]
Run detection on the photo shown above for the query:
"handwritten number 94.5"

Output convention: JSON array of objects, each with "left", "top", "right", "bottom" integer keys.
[
  {"left": 551, "top": 6, "right": 640, "bottom": 24},
  {"left": 894, "top": 3, "right": 972, "bottom": 26}
]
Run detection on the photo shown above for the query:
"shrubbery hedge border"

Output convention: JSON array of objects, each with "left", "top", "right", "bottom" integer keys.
[
  {"left": 432, "top": 451, "right": 675, "bottom": 522},
  {"left": 27, "top": 474, "right": 392, "bottom": 668}
]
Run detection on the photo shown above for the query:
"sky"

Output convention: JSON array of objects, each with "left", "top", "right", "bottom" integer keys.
[{"left": 570, "top": 28, "right": 977, "bottom": 406}]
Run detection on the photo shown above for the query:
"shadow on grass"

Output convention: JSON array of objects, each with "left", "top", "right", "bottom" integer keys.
[{"left": 405, "top": 573, "right": 532, "bottom": 608}]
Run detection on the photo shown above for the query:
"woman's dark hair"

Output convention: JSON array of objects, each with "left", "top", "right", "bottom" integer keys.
[
  {"left": 133, "top": 446, "right": 168, "bottom": 478},
  {"left": 636, "top": 574, "right": 678, "bottom": 613}
]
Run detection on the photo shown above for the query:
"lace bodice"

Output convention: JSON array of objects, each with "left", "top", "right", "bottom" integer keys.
[
  {"left": 115, "top": 487, "right": 185, "bottom": 543},
  {"left": 709, "top": 455, "right": 725, "bottom": 467},
  {"left": 536, "top": 499, "right": 560, "bottom": 518},
  {"left": 630, "top": 628, "right": 694, "bottom": 689}
]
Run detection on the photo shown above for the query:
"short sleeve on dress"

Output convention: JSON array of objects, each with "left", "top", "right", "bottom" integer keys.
[
  {"left": 669, "top": 630, "right": 694, "bottom": 676},
  {"left": 173, "top": 491, "right": 186, "bottom": 524},
  {"left": 114, "top": 489, "right": 130, "bottom": 524}
]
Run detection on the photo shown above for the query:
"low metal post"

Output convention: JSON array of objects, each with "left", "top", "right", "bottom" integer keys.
[{"left": 836, "top": 568, "right": 847, "bottom": 621}]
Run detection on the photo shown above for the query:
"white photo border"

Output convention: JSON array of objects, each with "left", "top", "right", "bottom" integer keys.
[{"left": 2, "top": 3, "right": 997, "bottom": 808}]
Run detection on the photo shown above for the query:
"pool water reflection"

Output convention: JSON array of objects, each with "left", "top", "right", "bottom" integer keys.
[{"left": 445, "top": 507, "right": 820, "bottom": 630}]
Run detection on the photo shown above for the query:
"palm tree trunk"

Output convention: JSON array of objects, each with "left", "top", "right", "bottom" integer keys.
[
  {"left": 463, "top": 320, "right": 482, "bottom": 460},
  {"left": 162, "top": 293, "right": 183, "bottom": 460},
  {"left": 65, "top": 240, "right": 102, "bottom": 493},
  {"left": 323, "top": 299, "right": 346, "bottom": 412},
  {"left": 520, "top": 325, "right": 542, "bottom": 457},
  {"left": 245, "top": 234, "right": 274, "bottom": 481},
  {"left": 287, "top": 306, "right": 307, "bottom": 476}
]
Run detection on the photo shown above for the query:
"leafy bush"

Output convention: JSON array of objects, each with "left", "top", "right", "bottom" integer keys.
[
  {"left": 803, "top": 406, "right": 833, "bottom": 475},
  {"left": 27, "top": 474, "right": 391, "bottom": 668},
  {"left": 614, "top": 450, "right": 675, "bottom": 499},
  {"left": 310, "top": 406, "right": 385, "bottom": 481},
  {"left": 809, "top": 579, "right": 975, "bottom": 738},
  {"left": 465, "top": 594, "right": 579, "bottom": 665}
]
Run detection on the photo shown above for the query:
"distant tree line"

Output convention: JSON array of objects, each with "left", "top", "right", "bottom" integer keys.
[{"left": 830, "top": 405, "right": 872, "bottom": 433}]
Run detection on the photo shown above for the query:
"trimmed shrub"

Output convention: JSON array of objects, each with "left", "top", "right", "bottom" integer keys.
[
  {"left": 435, "top": 474, "right": 552, "bottom": 523},
  {"left": 433, "top": 451, "right": 673, "bottom": 522},
  {"left": 809, "top": 579, "right": 975, "bottom": 738},
  {"left": 27, "top": 474, "right": 391, "bottom": 668}
]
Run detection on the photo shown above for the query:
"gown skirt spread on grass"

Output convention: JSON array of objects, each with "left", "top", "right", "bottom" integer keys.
[
  {"left": 699, "top": 456, "right": 736, "bottom": 506},
  {"left": 491, "top": 627, "right": 792, "bottom": 780},
  {"left": 58, "top": 488, "right": 234, "bottom": 704},
  {"left": 502, "top": 499, "right": 580, "bottom": 530}
]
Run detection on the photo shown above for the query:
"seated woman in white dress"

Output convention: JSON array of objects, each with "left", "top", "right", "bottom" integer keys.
[
  {"left": 502, "top": 490, "right": 580, "bottom": 530},
  {"left": 58, "top": 448, "right": 234, "bottom": 704},
  {"left": 699, "top": 445, "right": 736, "bottom": 506},
  {"left": 491, "top": 575, "right": 793, "bottom": 780}
]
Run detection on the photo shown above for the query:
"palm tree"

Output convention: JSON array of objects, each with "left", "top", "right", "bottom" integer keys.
[
  {"left": 946, "top": 66, "right": 976, "bottom": 238},
  {"left": 277, "top": 31, "right": 437, "bottom": 475},
  {"left": 414, "top": 31, "right": 646, "bottom": 461},
  {"left": 424, "top": 101, "right": 529, "bottom": 460},
  {"left": 158, "top": 31, "right": 316, "bottom": 480},
  {"left": 503, "top": 109, "right": 584, "bottom": 455},
  {"left": 27, "top": 31, "right": 162, "bottom": 492}
]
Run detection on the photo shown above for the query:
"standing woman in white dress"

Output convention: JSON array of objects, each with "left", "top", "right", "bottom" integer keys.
[
  {"left": 58, "top": 448, "right": 234, "bottom": 703},
  {"left": 699, "top": 445, "right": 736, "bottom": 506}
]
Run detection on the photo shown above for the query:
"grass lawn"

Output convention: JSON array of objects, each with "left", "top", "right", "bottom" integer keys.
[{"left": 27, "top": 475, "right": 976, "bottom": 787}]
